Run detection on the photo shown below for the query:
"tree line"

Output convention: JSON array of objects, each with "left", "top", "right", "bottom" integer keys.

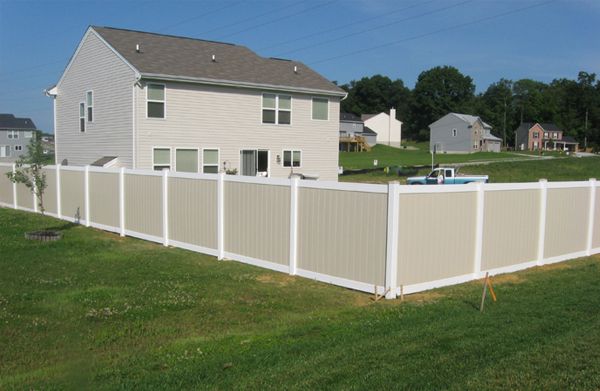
[{"left": 339, "top": 66, "right": 600, "bottom": 149}]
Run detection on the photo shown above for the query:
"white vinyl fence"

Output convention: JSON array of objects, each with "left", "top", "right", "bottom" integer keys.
[{"left": 1, "top": 162, "right": 598, "bottom": 299}]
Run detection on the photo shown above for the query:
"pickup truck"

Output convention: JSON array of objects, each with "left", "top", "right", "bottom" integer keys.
[{"left": 406, "top": 167, "right": 488, "bottom": 185}]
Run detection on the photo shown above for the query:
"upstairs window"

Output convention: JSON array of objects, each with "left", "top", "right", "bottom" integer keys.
[
  {"left": 283, "top": 150, "right": 301, "bottom": 167},
  {"left": 262, "top": 94, "right": 291, "bottom": 125},
  {"left": 24, "top": 131, "right": 32, "bottom": 138},
  {"left": 451, "top": 128, "right": 457, "bottom": 137},
  {"left": 533, "top": 132, "right": 539, "bottom": 139},
  {"left": 147, "top": 84, "right": 165, "bottom": 118},
  {"left": 203, "top": 149, "right": 219, "bottom": 173},
  {"left": 153, "top": 148, "right": 171, "bottom": 170},
  {"left": 7, "top": 130, "right": 18, "bottom": 139},
  {"left": 312, "top": 97, "right": 328, "bottom": 120},
  {"left": 79, "top": 103, "right": 85, "bottom": 132},
  {"left": 86, "top": 91, "right": 94, "bottom": 122}
]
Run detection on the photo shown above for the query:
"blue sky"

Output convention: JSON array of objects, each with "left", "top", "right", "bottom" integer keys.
[{"left": 1, "top": 0, "right": 599, "bottom": 133}]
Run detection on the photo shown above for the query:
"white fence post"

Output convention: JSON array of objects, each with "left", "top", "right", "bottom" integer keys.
[
  {"left": 162, "top": 169, "right": 169, "bottom": 247},
  {"left": 586, "top": 178, "right": 597, "bottom": 256},
  {"left": 84, "top": 165, "right": 90, "bottom": 227},
  {"left": 289, "top": 177, "right": 299, "bottom": 275},
  {"left": 32, "top": 176, "right": 38, "bottom": 213},
  {"left": 119, "top": 167, "right": 125, "bottom": 237},
  {"left": 473, "top": 182, "right": 485, "bottom": 278},
  {"left": 385, "top": 182, "right": 400, "bottom": 299},
  {"left": 56, "top": 164, "right": 62, "bottom": 219},
  {"left": 217, "top": 172, "right": 225, "bottom": 260},
  {"left": 537, "top": 179, "right": 548, "bottom": 265},
  {"left": 12, "top": 163, "right": 17, "bottom": 209}
]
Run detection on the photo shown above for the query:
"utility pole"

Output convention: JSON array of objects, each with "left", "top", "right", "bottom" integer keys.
[
  {"left": 503, "top": 96, "right": 507, "bottom": 149},
  {"left": 584, "top": 108, "right": 589, "bottom": 150}
]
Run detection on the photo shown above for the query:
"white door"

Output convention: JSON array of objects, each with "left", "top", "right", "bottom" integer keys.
[{"left": 0, "top": 146, "right": 9, "bottom": 158}]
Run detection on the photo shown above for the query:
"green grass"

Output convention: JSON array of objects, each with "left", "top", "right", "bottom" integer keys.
[
  {"left": 339, "top": 144, "right": 524, "bottom": 170},
  {"left": 341, "top": 155, "right": 600, "bottom": 184},
  {"left": 2, "top": 207, "right": 600, "bottom": 389}
]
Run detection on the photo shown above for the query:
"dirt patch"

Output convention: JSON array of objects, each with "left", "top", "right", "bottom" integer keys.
[
  {"left": 255, "top": 274, "right": 296, "bottom": 286},
  {"left": 403, "top": 291, "right": 445, "bottom": 304},
  {"left": 539, "top": 262, "right": 572, "bottom": 272},
  {"left": 487, "top": 273, "right": 524, "bottom": 284}
]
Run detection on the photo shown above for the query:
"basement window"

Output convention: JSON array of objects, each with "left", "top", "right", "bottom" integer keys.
[{"left": 147, "top": 84, "right": 165, "bottom": 118}]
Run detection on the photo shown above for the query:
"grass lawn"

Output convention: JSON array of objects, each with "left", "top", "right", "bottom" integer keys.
[
  {"left": 2, "top": 207, "right": 600, "bottom": 389},
  {"left": 341, "top": 155, "right": 600, "bottom": 184},
  {"left": 339, "top": 144, "right": 524, "bottom": 170}
]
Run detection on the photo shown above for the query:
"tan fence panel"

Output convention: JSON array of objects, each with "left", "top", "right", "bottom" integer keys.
[
  {"left": 544, "top": 187, "right": 589, "bottom": 258},
  {"left": 60, "top": 170, "right": 85, "bottom": 221},
  {"left": 89, "top": 172, "right": 120, "bottom": 229},
  {"left": 594, "top": 189, "right": 600, "bottom": 250},
  {"left": 224, "top": 181, "right": 290, "bottom": 265},
  {"left": 16, "top": 182, "right": 33, "bottom": 210},
  {"left": 397, "top": 191, "right": 477, "bottom": 286},
  {"left": 42, "top": 169, "right": 57, "bottom": 215},
  {"left": 125, "top": 174, "right": 163, "bottom": 238},
  {"left": 169, "top": 177, "right": 217, "bottom": 250},
  {"left": 0, "top": 166, "right": 13, "bottom": 205},
  {"left": 297, "top": 188, "right": 387, "bottom": 286},
  {"left": 482, "top": 189, "right": 540, "bottom": 270}
]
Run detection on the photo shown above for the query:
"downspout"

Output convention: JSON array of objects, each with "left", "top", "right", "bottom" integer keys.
[
  {"left": 132, "top": 72, "right": 142, "bottom": 169},
  {"left": 44, "top": 87, "right": 58, "bottom": 164}
]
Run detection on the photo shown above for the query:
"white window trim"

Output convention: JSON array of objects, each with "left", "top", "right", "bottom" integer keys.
[
  {"left": 174, "top": 147, "right": 200, "bottom": 173},
  {"left": 311, "top": 97, "right": 329, "bottom": 121},
  {"left": 86, "top": 90, "right": 94, "bottom": 123},
  {"left": 24, "top": 131, "right": 32, "bottom": 138},
  {"left": 202, "top": 147, "right": 220, "bottom": 174},
  {"left": 14, "top": 145, "right": 23, "bottom": 151},
  {"left": 261, "top": 93, "right": 292, "bottom": 126},
  {"left": 239, "top": 148, "right": 271, "bottom": 177},
  {"left": 8, "top": 130, "right": 19, "bottom": 139},
  {"left": 451, "top": 128, "right": 457, "bottom": 137},
  {"left": 146, "top": 83, "right": 167, "bottom": 119},
  {"left": 152, "top": 146, "right": 172, "bottom": 170},
  {"left": 79, "top": 102, "right": 86, "bottom": 132},
  {"left": 282, "top": 149, "right": 302, "bottom": 168},
  {"left": 0, "top": 145, "right": 10, "bottom": 157}
]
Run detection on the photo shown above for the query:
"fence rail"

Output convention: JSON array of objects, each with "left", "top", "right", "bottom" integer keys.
[{"left": 1, "top": 162, "right": 598, "bottom": 299}]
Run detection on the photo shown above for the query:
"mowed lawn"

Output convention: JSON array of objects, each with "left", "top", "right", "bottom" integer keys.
[{"left": 2, "top": 207, "right": 600, "bottom": 389}]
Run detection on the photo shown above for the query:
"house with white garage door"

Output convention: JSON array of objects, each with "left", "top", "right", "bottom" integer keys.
[{"left": 45, "top": 26, "right": 346, "bottom": 181}]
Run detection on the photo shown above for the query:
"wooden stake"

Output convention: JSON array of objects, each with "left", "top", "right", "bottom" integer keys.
[
  {"left": 480, "top": 272, "right": 489, "bottom": 312},
  {"left": 487, "top": 278, "right": 497, "bottom": 302},
  {"left": 400, "top": 285, "right": 404, "bottom": 301}
]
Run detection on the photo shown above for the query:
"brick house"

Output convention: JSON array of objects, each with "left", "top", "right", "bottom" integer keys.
[{"left": 515, "top": 122, "right": 579, "bottom": 151}]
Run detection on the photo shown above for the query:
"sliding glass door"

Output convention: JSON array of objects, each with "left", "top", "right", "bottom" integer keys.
[{"left": 240, "top": 150, "right": 269, "bottom": 176}]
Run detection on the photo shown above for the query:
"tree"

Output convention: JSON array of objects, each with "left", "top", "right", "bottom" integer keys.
[
  {"left": 476, "top": 79, "right": 514, "bottom": 146},
  {"left": 512, "top": 79, "right": 550, "bottom": 124},
  {"left": 411, "top": 66, "right": 475, "bottom": 140},
  {"left": 6, "top": 131, "right": 47, "bottom": 214}
]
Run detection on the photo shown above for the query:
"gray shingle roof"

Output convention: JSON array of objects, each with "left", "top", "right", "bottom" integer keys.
[
  {"left": 92, "top": 26, "right": 345, "bottom": 96},
  {"left": 0, "top": 114, "right": 37, "bottom": 130},
  {"left": 340, "top": 112, "right": 362, "bottom": 122}
]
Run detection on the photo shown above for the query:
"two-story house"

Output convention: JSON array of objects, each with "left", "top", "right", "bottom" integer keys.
[
  {"left": 361, "top": 108, "right": 402, "bottom": 147},
  {"left": 339, "top": 113, "right": 376, "bottom": 151},
  {"left": 514, "top": 122, "right": 579, "bottom": 151},
  {"left": 0, "top": 114, "right": 38, "bottom": 162},
  {"left": 46, "top": 26, "right": 346, "bottom": 181},
  {"left": 429, "top": 113, "right": 501, "bottom": 153}
]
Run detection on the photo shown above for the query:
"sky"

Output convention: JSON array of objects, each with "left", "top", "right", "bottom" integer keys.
[{"left": 1, "top": 0, "right": 599, "bottom": 133}]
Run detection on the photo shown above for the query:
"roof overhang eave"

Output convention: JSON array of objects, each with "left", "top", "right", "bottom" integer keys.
[{"left": 140, "top": 73, "right": 347, "bottom": 97}]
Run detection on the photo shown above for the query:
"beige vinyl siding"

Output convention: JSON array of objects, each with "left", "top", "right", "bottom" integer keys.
[
  {"left": 397, "top": 192, "right": 477, "bottom": 285},
  {"left": 224, "top": 181, "right": 290, "bottom": 265},
  {"left": 60, "top": 170, "right": 85, "bottom": 221},
  {"left": 56, "top": 31, "right": 135, "bottom": 167},
  {"left": 16, "top": 182, "right": 33, "bottom": 210},
  {"left": 0, "top": 166, "right": 13, "bottom": 205},
  {"left": 135, "top": 82, "right": 340, "bottom": 181},
  {"left": 594, "top": 190, "right": 600, "bottom": 249},
  {"left": 481, "top": 190, "right": 540, "bottom": 270},
  {"left": 297, "top": 188, "right": 387, "bottom": 286},
  {"left": 544, "top": 187, "right": 590, "bottom": 258},
  {"left": 42, "top": 169, "right": 58, "bottom": 215},
  {"left": 168, "top": 177, "right": 217, "bottom": 249},
  {"left": 89, "top": 172, "right": 120, "bottom": 228},
  {"left": 125, "top": 174, "right": 163, "bottom": 238}
]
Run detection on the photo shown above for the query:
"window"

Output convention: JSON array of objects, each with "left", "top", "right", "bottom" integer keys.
[
  {"left": 86, "top": 91, "right": 93, "bottom": 122},
  {"left": 0, "top": 146, "right": 10, "bottom": 157},
  {"left": 262, "top": 94, "right": 291, "bottom": 125},
  {"left": 24, "top": 131, "right": 32, "bottom": 138},
  {"left": 451, "top": 128, "right": 457, "bottom": 137},
  {"left": 312, "top": 97, "right": 328, "bottom": 120},
  {"left": 445, "top": 169, "right": 453, "bottom": 178},
  {"left": 153, "top": 148, "right": 171, "bottom": 170},
  {"left": 203, "top": 149, "right": 219, "bottom": 173},
  {"left": 544, "top": 132, "right": 548, "bottom": 139},
  {"left": 147, "top": 84, "right": 165, "bottom": 118},
  {"left": 533, "top": 131, "right": 539, "bottom": 139},
  {"left": 175, "top": 149, "right": 198, "bottom": 173},
  {"left": 8, "top": 130, "right": 18, "bottom": 139},
  {"left": 553, "top": 132, "right": 558, "bottom": 139},
  {"left": 79, "top": 103, "right": 85, "bottom": 132},
  {"left": 14, "top": 145, "right": 22, "bottom": 151},
  {"left": 283, "top": 150, "right": 301, "bottom": 168}
]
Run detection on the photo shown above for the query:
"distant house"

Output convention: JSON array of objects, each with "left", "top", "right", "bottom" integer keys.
[
  {"left": 339, "top": 113, "right": 376, "bottom": 152},
  {"left": 45, "top": 26, "right": 346, "bottom": 181},
  {"left": 514, "top": 122, "right": 579, "bottom": 151},
  {"left": 361, "top": 108, "right": 402, "bottom": 147},
  {"left": 429, "top": 113, "right": 501, "bottom": 153},
  {"left": 0, "top": 114, "right": 38, "bottom": 162}
]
